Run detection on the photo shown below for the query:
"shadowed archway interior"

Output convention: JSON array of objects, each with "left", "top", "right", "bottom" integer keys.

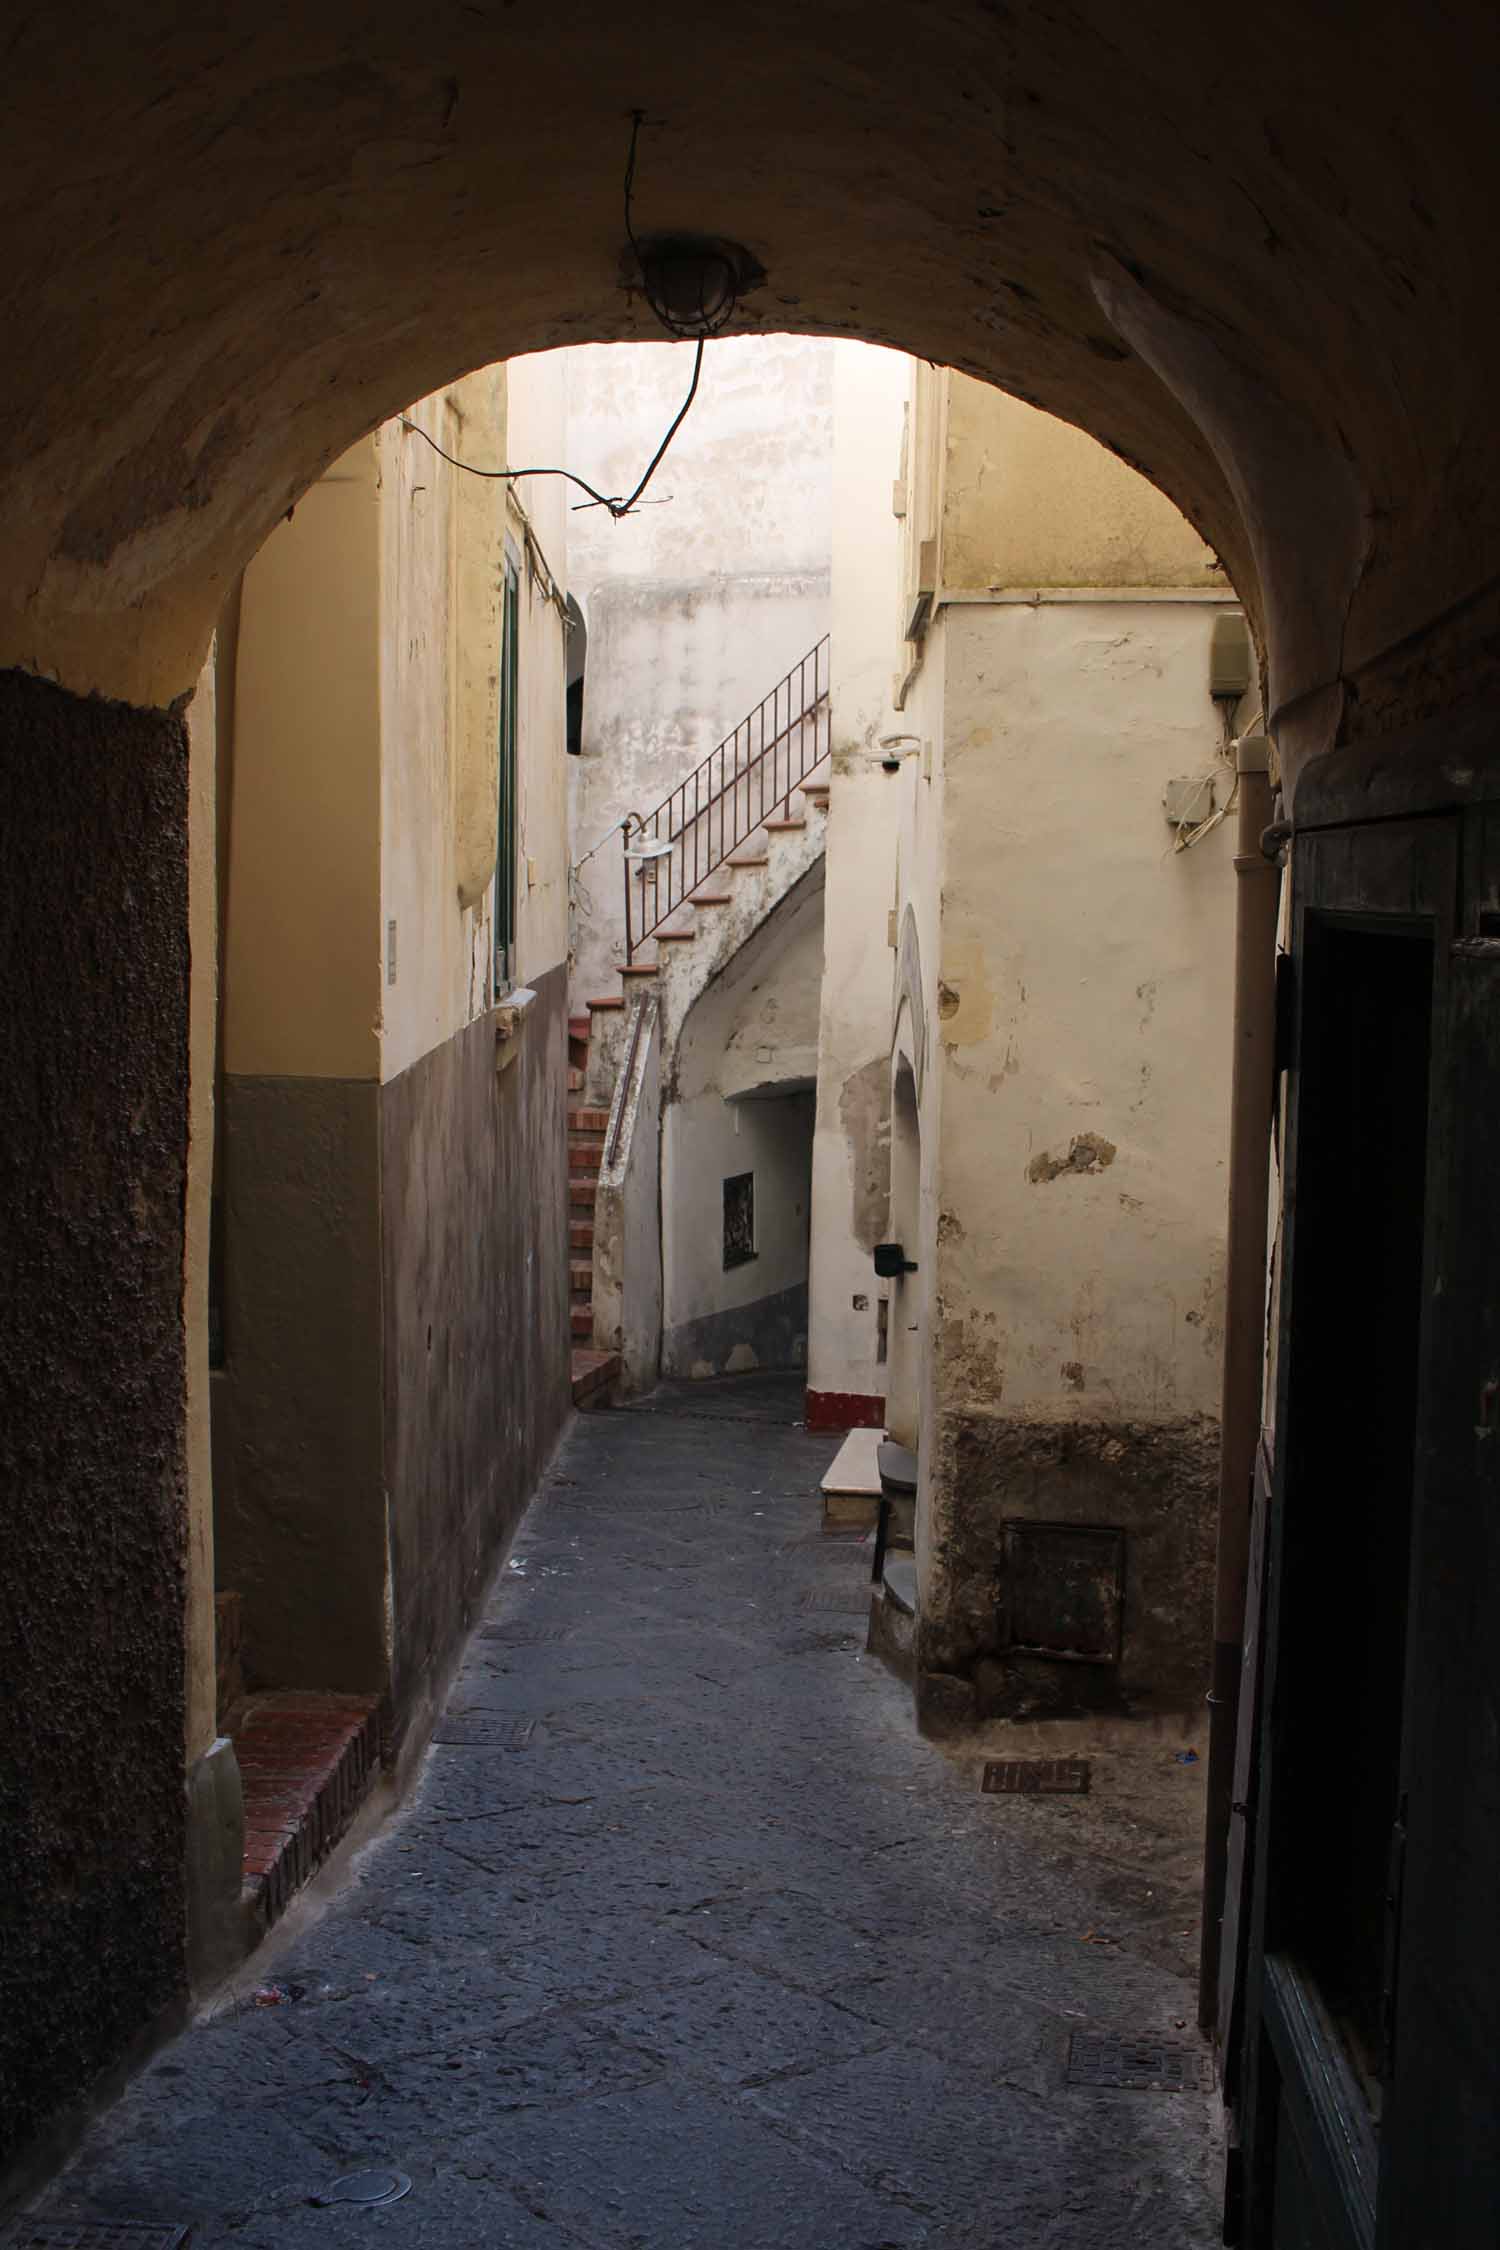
[{"left": 2, "top": 0, "right": 1497, "bottom": 785}]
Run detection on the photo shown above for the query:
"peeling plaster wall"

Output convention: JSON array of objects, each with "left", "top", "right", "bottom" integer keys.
[
  {"left": 919, "top": 596, "right": 1235, "bottom": 1718},
  {"left": 562, "top": 336, "right": 834, "bottom": 1007},
  {"left": 879, "top": 371, "right": 1239, "bottom": 1724},
  {"left": 661, "top": 870, "right": 825, "bottom": 1375},
  {"left": 807, "top": 343, "right": 909, "bottom": 1422}
]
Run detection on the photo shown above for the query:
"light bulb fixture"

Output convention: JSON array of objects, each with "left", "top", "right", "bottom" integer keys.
[{"left": 621, "top": 811, "right": 676, "bottom": 864}]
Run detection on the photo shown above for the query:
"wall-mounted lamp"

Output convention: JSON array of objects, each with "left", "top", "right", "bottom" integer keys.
[
  {"left": 879, "top": 733, "right": 924, "bottom": 774},
  {"left": 873, "top": 1241, "right": 918, "bottom": 1277},
  {"left": 621, "top": 810, "right": 676, "bottom": 865}
]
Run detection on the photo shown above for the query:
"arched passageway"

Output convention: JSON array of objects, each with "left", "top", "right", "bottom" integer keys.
[
  {"left": 4, "top": 12, "right": 1500, "bottom": 2245},
  {"left": 1, "top": 0, "right": 1497, "bottom": 776}
]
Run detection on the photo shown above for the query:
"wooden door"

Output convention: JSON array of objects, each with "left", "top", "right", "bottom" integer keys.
[{"left": 1238, "top": 816, "right": 1456, "bottom": 2249}]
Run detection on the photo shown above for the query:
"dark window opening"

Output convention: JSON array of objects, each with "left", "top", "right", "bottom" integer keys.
[
  {"left": 1275, "top": 918, "right": 1433, "bottom": 2097},
  {"left": 723, "top": 1171, "right": 755, "bottom": 1269},
  {"left": 565, "top": 592, "right": 586, "bottom": 757}
]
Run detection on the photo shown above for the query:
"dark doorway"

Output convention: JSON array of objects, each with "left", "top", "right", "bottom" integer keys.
[{"left": 1273, "top": 921, "right": 1431, "bottom": 2092}]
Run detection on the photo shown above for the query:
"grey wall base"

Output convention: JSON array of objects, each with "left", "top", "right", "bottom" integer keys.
[
  {"left": 185, "top": 1736, "right": 249, "bottom": 1992},
  {"left": 212, "top": 966, "right": 572, "bottom": 1756},
  {"left": 662, "top": 1278, "right": 810, "bottom": 1379}
]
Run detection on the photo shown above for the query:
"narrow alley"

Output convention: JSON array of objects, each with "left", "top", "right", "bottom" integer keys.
[{"left": 29, "top": 1379, "right": 1219, "bottom": 2249}]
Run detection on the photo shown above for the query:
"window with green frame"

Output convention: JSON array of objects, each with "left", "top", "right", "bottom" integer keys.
[{"left": 493, "top": 545, "right": 520, "bottom": 997}]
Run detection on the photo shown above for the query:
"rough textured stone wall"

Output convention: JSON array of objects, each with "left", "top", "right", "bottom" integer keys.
[
  {"left": 0, "top": 671, "right": 189, "bottom": 2177},
  {"left": 919, "top": 1410, "right": 1218, "bottom": 1725},
  {"left": 380, "top": 965, "right": 571, "bottom": 1751}
]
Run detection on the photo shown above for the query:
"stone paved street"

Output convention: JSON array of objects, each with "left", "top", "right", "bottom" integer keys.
[{"left": 34, "top": 1377, "right": 1221, "bottom": 2247}]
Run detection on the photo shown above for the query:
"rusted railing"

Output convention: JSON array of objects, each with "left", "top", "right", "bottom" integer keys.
[{"left": 623, "top": 636, "right": 830, "bottom": 963}]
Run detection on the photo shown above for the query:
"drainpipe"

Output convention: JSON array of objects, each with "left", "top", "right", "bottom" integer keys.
[{"left": 1198, "top": 732, "right": 1279, "bottom": 2036}]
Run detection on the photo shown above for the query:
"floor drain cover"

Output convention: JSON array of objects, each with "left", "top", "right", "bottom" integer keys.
[
  {"left": 311, "top": 2170, "right": 413, "bottom": 2209},
  {"left": 798, "top": 1586, "right": 872, "bottom": 1614},
  {"left": 431, "top": 1719, "right": 536, "bottom": 1748},
  {"left": 981, "top": 1758, "right": 1090, "bottom": 1796},
  {"left": 1066, "top": 2032, "right": 1214, "bottom": 2091},
  {"left": 477, "top": 1623, "right": 570, "bottom": 1645},
  {"left": 5, "top": 2225, "right": 192, "bottom": 2248}
]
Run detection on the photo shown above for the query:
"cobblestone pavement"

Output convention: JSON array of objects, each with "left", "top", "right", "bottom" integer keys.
[{"left": 33, "top": 1376, "right": 1222, "bottom": 2248}]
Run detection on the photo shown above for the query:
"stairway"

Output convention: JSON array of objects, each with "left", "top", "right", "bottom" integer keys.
[
  {"left": 567, "top": 1010, "right": 620, "bottom": 1406},
  {"left": 570, "top": 637, "right": 834, "bottom": 1380},
  {"left": 579, "top": 777, "right": 831, "bottom": 1101}
]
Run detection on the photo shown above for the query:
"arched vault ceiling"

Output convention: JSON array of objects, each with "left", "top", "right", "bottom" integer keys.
[{"left": 2, "top": 0, "right": 1496, "bottom": 780}]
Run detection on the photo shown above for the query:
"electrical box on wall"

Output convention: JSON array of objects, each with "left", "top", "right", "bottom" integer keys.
[
  {"left": 1210, "top": 611, "right": 1252, "bottom": 700},
  {"left": 1164, "top": 773, "right": 1221, "bottom": 827}
]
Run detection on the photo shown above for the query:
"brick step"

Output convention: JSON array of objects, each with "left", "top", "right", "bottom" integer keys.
[
  {"left": 571, "top": 1260, "right": 594, "bottom": 1293},
  {"left": 802, "top": 782, "right": 831, "bottom": 800},
  {"left": 230, "top": 1691, "right": 383, "bottom": 1932},
  {"left": 657, "top": 928, "right": 695, "bottom": 943},
  {"left": 569, "top": 1106, "right": 610, "bottom": 1134},
  {"left": 568, "top": 1015, "right": 591, "bottom": 1040},
  {"left": 569, "top": 1178, "right": 597, "bottom": 1210},
  {"left": 621, "top": 962, "right": 658, "bottom": 978},
  {"left": 690, "top": 893, "right": 731, "bottom": 908},
  {"left": 571, "top": 1347, "right": 620, "bottom": 1408},
  {"left": 568, "top": 1066, "right": 585, "bottom": 1093},
  {"left": 764, "top": 816, "right": 807, "bottom": 832},
  {"left": 569, "top": 1143, "right": 603, "bottom": 1175},
  {"left": 570, "top": 1304, "right": 594, "bottom": 1338},
  {"left": 569, "top": 1220, "right": 594, "bottom": 1251},
  {"left": 587, "top": 994, "right": 625, "bottom": 1012},
  {"left": 728, "top": 852, "right": 769, "bottom": 868}
]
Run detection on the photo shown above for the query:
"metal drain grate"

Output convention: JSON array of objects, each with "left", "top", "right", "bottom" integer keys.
[
  {"left": 5, "top": 2223, "right": 192, "bottom": 2248},
  {"left": 981, "top": 1758, "right": 1090, "bottom": 1795},
  {"left": 1066, "top": 2032, "right": 1214, "bottom": 2092},
  {"left": 477, "top": 1623, "right": 571, "bottom": 1645},
  {"left": 431, "top": 1718, "right": 536, "bottom": 1748},
  {"left": 798, "top": 1585, "right": 873, "bottom": 1614}
]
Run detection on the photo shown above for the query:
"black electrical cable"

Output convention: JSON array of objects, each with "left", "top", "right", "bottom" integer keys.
[
  {"left": 399, "top": 334, "right": 703, "bottom": 519},
  {"left": 400, "top": 110, "right": 724, "bottom": 513}
]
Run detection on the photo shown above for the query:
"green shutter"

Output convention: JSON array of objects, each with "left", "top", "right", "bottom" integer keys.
[{"left": 494, "top": 552, "right": 520, "bottom": 996}]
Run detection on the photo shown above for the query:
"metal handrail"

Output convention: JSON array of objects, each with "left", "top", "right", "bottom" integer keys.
[{"left": 623, "top": 635, "right": 830, "bottom": 963}]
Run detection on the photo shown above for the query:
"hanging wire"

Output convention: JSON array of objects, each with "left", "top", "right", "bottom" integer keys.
[
  {"left": 399, "top": 338, "right": 702, "bottom": 520},
  {"left": 400, "top": 110, "right": 737, "bottom": 514}
]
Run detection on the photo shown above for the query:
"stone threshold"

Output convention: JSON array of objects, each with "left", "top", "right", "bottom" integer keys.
[{"left": 228, "top": 1691, "right": 383, "bottom": 1930}]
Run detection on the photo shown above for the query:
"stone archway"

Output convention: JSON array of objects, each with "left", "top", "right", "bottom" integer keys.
[
  {"left": 0, "top": 1, "right": 1496, "bottom": 774},
  {"left": 6, "top": 12, "right": 1500, "bottom": 2231}
]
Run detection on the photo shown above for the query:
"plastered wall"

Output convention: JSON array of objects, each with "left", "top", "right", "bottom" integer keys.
[
  {"left": 662, "top": 868, "right": 825, "bottom": 1375},
  {"left": 807, "top": 342, "right": 909, "bottom": 1421},
  {"left": 562, "top": 334, "right": 834, "bottom": 1005},
  {"left": 879, "top": 369, "right": 1237, "bottom": 1724},
  {"left": 213, "top": 358, "right": 572, "bottom": 1728},
  {"left": 225, "top": 439, "right": 382, "bottom": 1084}
]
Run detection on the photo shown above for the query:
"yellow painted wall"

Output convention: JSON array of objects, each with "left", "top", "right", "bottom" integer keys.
[
  {"left": 184, "top": 648, "right": 219, "bottom": 1762},
  {"left": 505, "top": 353, "right": 572, "bottom": 990},
  {"left": 940, "top": 374, "right": 1226, "bottom": 592},
  {"left": 225, "top": 440, "right": 382, "bottom": 1082}
]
